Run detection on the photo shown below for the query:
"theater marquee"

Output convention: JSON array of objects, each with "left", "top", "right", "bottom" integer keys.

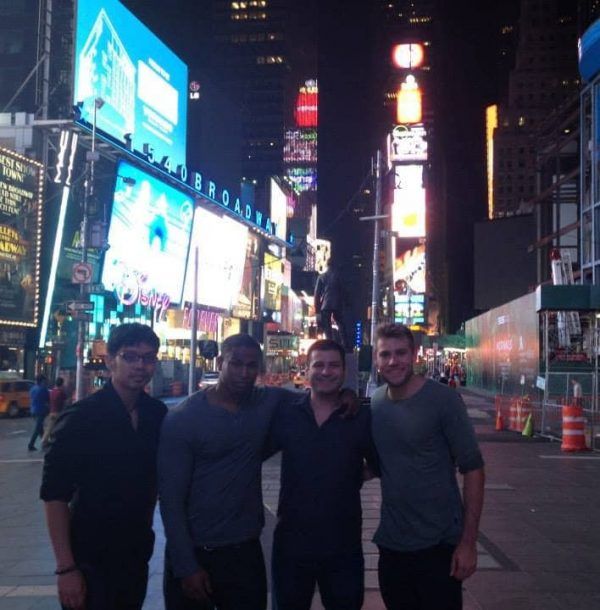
[{"left": 0, "top": 148, "right": 44, "bottom": 327}]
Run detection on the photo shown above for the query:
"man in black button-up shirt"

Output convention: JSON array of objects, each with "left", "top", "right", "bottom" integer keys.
[
  {"left": 268, "top": 339, "right": 377, "bottom": 610},
  {"left": 40, "top": 323, "right": 167, "bottom": 610}
]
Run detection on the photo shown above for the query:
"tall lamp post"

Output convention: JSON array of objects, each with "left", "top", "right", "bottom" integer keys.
[
  {"left": 75, "top": 97, "right": 103, "bottom": 401},
  {"left": 360, "top": 150, "right": 388, "bottom": 397}
]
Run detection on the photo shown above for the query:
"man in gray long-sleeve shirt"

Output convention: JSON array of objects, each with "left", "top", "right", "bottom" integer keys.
[{"left": 158, "top": 334, "right": 294, "bottom": 610}]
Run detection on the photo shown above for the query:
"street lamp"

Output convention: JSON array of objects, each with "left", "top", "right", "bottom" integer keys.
[
  {"left": 359, "top": 150, "right": 389, "bottom": 397},
  {"left": 75, "top": 97, "right": 103, "bottom": 401}
]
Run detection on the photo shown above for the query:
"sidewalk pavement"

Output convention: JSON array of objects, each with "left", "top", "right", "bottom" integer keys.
[{"left": 1, "top": 389, "right": 599, "bottom": 609}]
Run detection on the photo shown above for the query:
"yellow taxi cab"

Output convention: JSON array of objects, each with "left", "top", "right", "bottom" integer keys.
[{"left": 0, "top": 379, "right": 34, "bottom": 418}]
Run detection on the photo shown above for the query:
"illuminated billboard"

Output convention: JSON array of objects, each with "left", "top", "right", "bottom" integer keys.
[
  {"left": 270, "top": 179, "right": 288, "bottom": 242},
  {"left": 392, "top": 165, "right": 426, "bottom": 238},
  {"left": 392, "top": 43, "right": 425, "bottom": 69},
  {"left": 397, "top": 75, "right": 422, "bottom": 124},
  {"left": 387, "top": 124, "right": 427, "bottom": 164},
  {"left": 394, "top": 293, "right": 425, "bottom": 325},
  {"left": 74, "top": 0, "right": 188, "bottom": 169},
  {"left": 285, "top": 167, "right": 317, "bottom": 193},
  {"left": 263, "top": 252, "right": 283, "bottom": 311},
  {"left": 102, "top": 161, "right": 194, "bottom": 305},
  {"left": 283, "top": 129, "right": 318, "bottom": 164},
  {"left": 294, "top": 79, "right": 318, "bottom": 127},
  {"left": 394, "top": 244, "right": 426, "bottom": 326},
  {"left": 0, "top": 148, "right": 43, "bottom": 327},
  {"left": 394, "top": 244, "right": 426, "bottom": 295},
  {"left": 183, "top": 207, "right": 248, "bottom": 311},
  {"left": 232, "top": 233, "right": 260, "bottom": 320}
]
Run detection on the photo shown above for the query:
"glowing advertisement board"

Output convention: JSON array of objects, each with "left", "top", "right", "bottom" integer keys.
[
  {"left": 263, "top": 252, "right": 283, "bottom": 311},
  {"left": 102, "top": 161, "right": 193, "bottom": 306},
  {"left": 0, "top": 149, "right": 43, "bottom": 327},
  {"left": 270, "top": 179, "right": 288, "bottom": 242},
  {"left": 285, "top": 167, "right": 317, "bottom": 193},
  {"left": 74, "top": 0, "right": 188, "bottom": 169},
  {"left": 394, "top": 245, "right": 426, "bottom": 295},
  {"left": 183, "top": 207, "right": 248, "bottom": 311},
  {"left": 394, "top": 293, "right": 425, "bottom": 325},
  {"left": 392, "top": 165, "right": 426, "bottom": 238},
  {"left": 232, "top": 233, "right": 260, "bottom": 320},
  {"left": 387, "top": 124, "right": 428, "bottom": 164},
  {"left": 283, "top": 129, "right": 318, "bottom": 164}
]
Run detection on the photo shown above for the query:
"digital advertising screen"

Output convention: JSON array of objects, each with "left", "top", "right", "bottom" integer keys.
[
  {"left": 73, "top": 0, "right": 188, "bottom": 169},
  {"left": 263, "top": 252, "right": 283, "bottom": 311},
  {"left": 270, "top": 178, "right": 288, "bottom": 242},
  {"left": 232, "top": 233, "right": 260, "bottom": 320},
  {"left": 183, "top": 206, "right": 248, "bottom": 311},
  {"left": 102, "top": 161, "right": 193, "bottom": 304},
  {"left": 392, "top": 164, "right": 426, "bottom": 238},
  {"left": 394, "top": 244, "right": 426, "bottom": 295},
  {"left": 394, "top": 293, "right": 425, "bottom": 325},
  {"left": 0, "top": 149, "right": 43, "bottom": 326}
]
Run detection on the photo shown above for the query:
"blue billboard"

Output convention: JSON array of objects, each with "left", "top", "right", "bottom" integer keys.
[
  {"left": 73, "top": 0, "right": 188, "bottom": 169},
  {"left": 102, "top": 161, "right": 194, "bottom": 305}
]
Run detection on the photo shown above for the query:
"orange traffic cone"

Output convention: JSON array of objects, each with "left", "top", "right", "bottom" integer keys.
[{"left": 495, "top": 410, "right": 504, "bottom": 431}]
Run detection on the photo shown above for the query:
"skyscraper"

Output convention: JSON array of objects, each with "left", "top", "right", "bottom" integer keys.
[{"left": 492, "top": 0, "right": 579, "bottom": 218}]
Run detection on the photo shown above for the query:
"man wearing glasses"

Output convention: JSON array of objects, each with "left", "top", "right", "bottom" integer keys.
[{"left": 41, "top": 323, "right": 167, "bottom": 610}]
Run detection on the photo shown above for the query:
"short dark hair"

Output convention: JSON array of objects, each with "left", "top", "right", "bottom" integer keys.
[
  {"left": 221, "top": 334, "right": 263, "bottom": 359},
  {"left": 307, "top": 339, "right": 345, "bottom": 368},
  {"left": 35, "top": 374, "right": 47, "bottom": 385},
  {"left": 375, "top": 323, "right": 415, "bottom": 352},
  {"left": 55, "top": 377, "right": 64, "bottom": 387},
  {"left": 107, "top": 323, "right": 160, "bottom": 356}
]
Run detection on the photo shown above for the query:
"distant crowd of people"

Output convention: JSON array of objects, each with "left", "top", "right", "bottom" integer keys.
[{"left": 36, "top": 322, "right": 484, "bottom": 610}]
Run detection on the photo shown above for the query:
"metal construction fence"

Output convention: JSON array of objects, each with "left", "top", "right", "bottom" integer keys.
[{"left": 495, "top": 371, "right": 599, "bottom": 451}]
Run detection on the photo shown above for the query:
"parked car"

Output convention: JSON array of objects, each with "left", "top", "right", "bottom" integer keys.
[
  {"left": 198, "top": 371, "right": 219, "bottom": 390},
  {"left": 0, "top": 379, "right": 34, "bottom": 418}
]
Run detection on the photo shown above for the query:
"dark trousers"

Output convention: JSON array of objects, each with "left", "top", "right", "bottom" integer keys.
[
  {"left": 164, "top": 539, "right": 267, "bottom": 610},
  {"left": 320, "top": 310, "right": 347, "bottom": 349},
  {"left": 28, "top": 413, "right": 46, "bottom": 449},
  {"left": 378, "top": 544, "right": 462, "bottom": 610},
  {"left": 61, "top": 557, "right": 149, "bottom": 610},
  {"left": 272, "top": 539, "right": 364, "bottom": 610}
]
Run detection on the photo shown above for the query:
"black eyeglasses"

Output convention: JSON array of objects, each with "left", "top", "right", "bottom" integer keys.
[{"left": 118, "top": 351, "right": 158, "bottom": 365}]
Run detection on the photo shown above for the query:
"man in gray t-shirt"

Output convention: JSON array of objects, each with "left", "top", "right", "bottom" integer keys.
[{"left": 371, "top": 323, "right": 485, "bottom": 610}]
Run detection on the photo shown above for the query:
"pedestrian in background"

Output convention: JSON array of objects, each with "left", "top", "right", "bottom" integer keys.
[
  {"left": 41, "top": 377, "right": 68, "bottom": 450},
  {"left": 371, "top": 323, "right": 485, "bottom": 610},
  {"left": 28, "top": 374, "right": 49, "bottom": 451},
  {"left": 41, "top": 323, "right": 167, "bottom": 610}
]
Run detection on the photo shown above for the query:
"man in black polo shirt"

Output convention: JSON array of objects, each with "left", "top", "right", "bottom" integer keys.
[
  {"left": 269, "top": 339, "right": 376, "bottom": 610},
  {"left": 40, "top": 323, "right": 167, "bottom": 610}
]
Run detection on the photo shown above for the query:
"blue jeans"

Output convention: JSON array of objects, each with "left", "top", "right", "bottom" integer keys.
[
  {"left": 272, "top": 537, "right": 364, "bottom": 610},
  {"left": 28, "top": 413, "right": 46, "bottom": 449}
]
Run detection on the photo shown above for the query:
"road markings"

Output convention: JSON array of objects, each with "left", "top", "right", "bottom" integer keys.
[
  {"left": 0, "top": 458, "right": 43, "bottom": 464},
  {"left": 539, "top": 454, "right": 600, "bottom": 460},
  {"left": 7, "top": 430, "right": 26, "bottom": 435},
  {"left": 4, "top": 585, "right": 56, "bottom": 597}
]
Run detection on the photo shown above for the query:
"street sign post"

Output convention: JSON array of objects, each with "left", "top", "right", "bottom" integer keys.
[
  {"left": 72, "top": 262, "right": 93, "bottom": 284},
  {"left": 70, "top": 312, "right": 93, "bottom": 322},
  {"left": 66, "top": 300, "right": 94, "bottom": 315}
]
